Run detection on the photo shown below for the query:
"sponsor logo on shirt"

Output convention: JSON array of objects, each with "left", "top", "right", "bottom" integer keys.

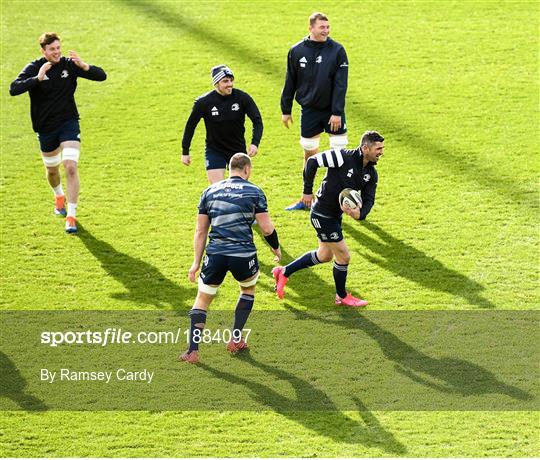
[
  {"left": 340, "top": 62, "right": 348, "bottom": 68},
  {"left": 61, "top": 70, "right": 69, "bottom": 78},
  {"left": 211, "top": 106, "right": 219, "bottom": 116},
  {"left": 231, "top": 103, "right": 240, "bottom": 111},
  {"left": 347, "top": 168, "right": 354, "bottom": 178},
  {"left": 316, "top": 56, "right": 322, "bottom": 64},
  {"left": 299, "top": 56, "right": 307, "bottom": 68}
]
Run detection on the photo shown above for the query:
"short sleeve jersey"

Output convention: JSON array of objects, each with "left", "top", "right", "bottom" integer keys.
[{"left": 198, "top": 176, "right": 268, "bottom": 257}]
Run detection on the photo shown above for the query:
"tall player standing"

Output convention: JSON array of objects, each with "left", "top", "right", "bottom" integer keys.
[
  {"left": 9, "top": 32, "right": 106, "bottom": 234},
  {"left": 281, "top": 12, "right": 349, "bottom": 211}
]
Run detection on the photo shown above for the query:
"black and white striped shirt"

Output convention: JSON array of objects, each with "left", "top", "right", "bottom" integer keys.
[{"left": 303, "top": 148, "right": 378, "bottom": 220}]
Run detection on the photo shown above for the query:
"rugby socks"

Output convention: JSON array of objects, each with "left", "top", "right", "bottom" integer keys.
[
  {"left": 188, "top": 308, "right": 207, "bottom": 352},
  {"left": 232, "top": 294, "right": 254, "bottom": 339},
  {"left": 67, "top": 202, "right": 77, "bottom": 218},
  {"left": 283, "top": 250, "right": 321, "bottom": 277},
  {"left": 52, "top": 184, "right": 64, "bottom": 197},
  {"left": 333, "top": 262, "right": 348, "bottom": 299}
]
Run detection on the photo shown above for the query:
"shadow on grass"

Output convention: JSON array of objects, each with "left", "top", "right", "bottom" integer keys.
[
  {"left": 77, "top": 224, "right": 195, "bottom": 311},
  {"left": 344, "top": 221, "right": 496, "bottom": 309},
  {"left": 199, "top": 354, "right": 407, "bottom": 454},
  {"left": 285, "top": 307, "right": 532, "bottom": 402},
  {"left": 121, "top": 0, "right": 536, "bottom": 211},
  {"left": 0, "top": 352, "right": 48, "bottom": 411}
]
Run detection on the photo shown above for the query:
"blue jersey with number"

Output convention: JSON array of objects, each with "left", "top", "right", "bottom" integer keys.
[{"left": 198, "top": 176, "right": 268, "bottom": 257}]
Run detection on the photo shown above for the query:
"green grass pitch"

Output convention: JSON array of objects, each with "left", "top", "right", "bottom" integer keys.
[{"left": 1, "top": 0, "right": 538, "bottom": 457}]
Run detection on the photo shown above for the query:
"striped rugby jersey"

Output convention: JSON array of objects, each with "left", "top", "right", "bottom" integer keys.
[
  {"left": 198, "top": 176, "right": 268, "bottom": 257},
  {"left": 303, "top": 148, "right": 378, "bottom": 220}
]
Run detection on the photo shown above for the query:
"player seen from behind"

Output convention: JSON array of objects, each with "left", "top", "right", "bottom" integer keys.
[{"left": 180, "top": 153, "right": 281, "bottom": 364}]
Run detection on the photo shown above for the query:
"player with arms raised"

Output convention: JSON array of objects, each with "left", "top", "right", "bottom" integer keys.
[
  {"left": 180, "top": 153, "right": 281, "bottom": 364},
  {"left": 272, "top": 131, "right": 384, "bottom": 307},
  {"left": 9, "top": 32, "right": 106, "bottom": 234}
]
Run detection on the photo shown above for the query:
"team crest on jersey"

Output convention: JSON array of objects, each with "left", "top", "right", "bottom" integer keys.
[
  {"left": 231, "top": 103, "right": 240, "bottom": 111},
  {"left": 211, "top": 106, "right": 219, "bottom": 116},
  {"left": 363, "top": 174, "right": 371, "bottom": 182},
  {"left": 316, "top": 56, "right": 322, "bottom": 64},
  {"left": 61, "top": 70, "right": 69, "bottom": 78},
  {"left": 347, "top": 168, "right": 354, "bottom": 178},
  {"left": 330, "top": 232, "right": 339, "bottom": 240},
  {"left": 299, "top": 56, "right": 307, "bottom": 68}
]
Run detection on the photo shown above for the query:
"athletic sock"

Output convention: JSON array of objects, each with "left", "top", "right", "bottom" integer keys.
[
  {"left": 232, "top": 293, "right": 254, "bottom": 340},
  {"left": 333, "top": 262, "right": 348, "bottom": 299},
  {"left": 188, "top": 308, "right": 207, "bottom": 352},
  {"left": 52, "top": 184, "right": 64, "bottom": 197},
  {"left": 283, "top": 250, "right": 321, "bottom": 277},
  {"left": 67, "top": 202, "right": 77, "bottom": 218}
]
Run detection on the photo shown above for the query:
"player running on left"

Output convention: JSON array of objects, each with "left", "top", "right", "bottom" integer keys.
[
  {"left": 180, "top": 153, "right": 281, "bottom": 364},
  {"left": 9, "top": 32, "right": 106, "bottom": 234}
]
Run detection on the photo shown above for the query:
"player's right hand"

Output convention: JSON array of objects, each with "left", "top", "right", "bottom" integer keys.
[
  {"left": 281, "top": 114, "right": 293, "bottom": 129},
  {"left": 181, "top": 154, "right": 191, "bottom": 166},
  {"left": 341, "top": 204, "right": 361, "bottom": 220},
  {"left": 301, "top": 193, "right": 313, "bottom": 208},
  {"left": 272, "top": 247, "right": 282, "bottom": 263},
  {"left": 37, "top": 62, "right": 53, "bottom": 81},
  {"left": 188, "top": 263, "right": 199, "bottom": 282}
]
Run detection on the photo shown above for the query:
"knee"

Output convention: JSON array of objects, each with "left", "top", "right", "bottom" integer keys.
[
  {"left": 316, "top": 248, "right": 333, "bottom": 263},
  {"left": 303, "top": 149, "right": 318, "bottom": 160},
  {"left": 46, "top": 165, "right": 60, "bottom": 175},
  {"left": 300, "top": 136, "right": 320, "bottom": 156},
  {"left": 335, "top": 249, "right": 350, "bottom": 265},
  {"left": 64, "top": 162, "right": 78, "bottom": 177}
]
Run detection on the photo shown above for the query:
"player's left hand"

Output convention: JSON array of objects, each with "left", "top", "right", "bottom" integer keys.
[
  {"left": 188, "top": 263, "right": 199, "bottom": 283},
  {"left": 341, "top": 204, "right": 360, "bottom": 220},
  {"left": 68, "top": 51, "right": 90, "bottom": 71},
  {"left": 328, "top": 115, "right": 342, "bottom": 133},
  {"left": 247, "top": 144, "right": 258, "bottom": 157},
  {"left": 272, "top": 247, "right": 282, "bottom": 263}
]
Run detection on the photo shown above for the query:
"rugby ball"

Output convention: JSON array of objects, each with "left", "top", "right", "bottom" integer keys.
[{"left": 339, "top": 188, "right": 362, "bottom": 209}]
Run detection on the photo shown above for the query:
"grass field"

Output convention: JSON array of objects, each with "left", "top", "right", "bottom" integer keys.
[{"left": 1, "top": 0, "right": 538, "bottom": 457}]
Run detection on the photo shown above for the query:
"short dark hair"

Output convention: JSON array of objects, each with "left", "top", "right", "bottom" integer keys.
[
  {"left": 229, "top": 152, "right": 251, "bottom": 171},
  {"left": 361, "top": 131, "right": 384, "bottom": 147},
  {"left": 39, "top": 32, "right": 60, "bottom": 49},
  {"left": 309, "top": 12, "right": 328, "bottom": 26}
]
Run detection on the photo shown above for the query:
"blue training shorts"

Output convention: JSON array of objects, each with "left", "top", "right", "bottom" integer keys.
[
  {"left": 300, "top": 106, "right": 347, "bottom": 139},
  {"left": 205, "top": 148, "right": 233, "bottom": 171},
  {"left": 310, "top": 211, "right": 344, "bottom": 243},
  {"left": 37, "top": 118, "right": 81, "bottom": 153},
  {"left": 200, "top": 253, "right": 259, "bottom": 286}
]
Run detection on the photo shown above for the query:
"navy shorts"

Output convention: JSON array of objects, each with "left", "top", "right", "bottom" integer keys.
[
  {"left": 310, "top": 211, "right": 343, "bottom": 242},
  {"left": 37, "top": 119, "right": 81, "bottom": 153},
  {"left": 205, "top": 148, "right": 232, "bottom": 171},
  {"left": 300, "top": 106, "right": 347, "bottom": 138},
  {"left": 200, "top": 253, "right": 259, "bottom": 286}
]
